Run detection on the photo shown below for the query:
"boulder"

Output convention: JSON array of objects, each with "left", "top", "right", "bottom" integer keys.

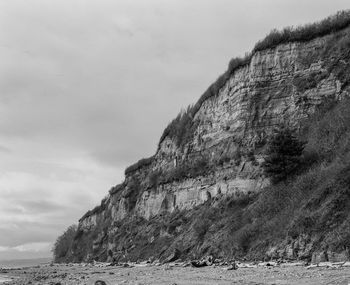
[
  {"left": 164, "top": 248, "right": 181, "bottom": 263},
  {"left": 95, "top": 281, "right": 107, "bottom": 285}
]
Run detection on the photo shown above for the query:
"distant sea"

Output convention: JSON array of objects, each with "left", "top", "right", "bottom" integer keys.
[
  {"left": 0, "top": 257, "right": 52, "bottom": 283},
  {"left": 0, "top": 257, "right": 52, "bottom": 269}
]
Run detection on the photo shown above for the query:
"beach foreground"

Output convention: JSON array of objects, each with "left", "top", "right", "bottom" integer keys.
[{"left": 1, "top": 262, "right": 350, "bottom": 285}]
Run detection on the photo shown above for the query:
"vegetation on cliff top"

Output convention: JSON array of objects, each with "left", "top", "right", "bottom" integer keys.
[
  {"left": 124, "top": 156, "right": 154, "bottom": 176},
  {"left": 157, "top": 10, "right": 350, "bottom": 151},
  {"left": 122, "top": 10, "right": 350, "bottom": 174},
  {"left": 253, "top": 10, "right": 350, "bottom": 52}
]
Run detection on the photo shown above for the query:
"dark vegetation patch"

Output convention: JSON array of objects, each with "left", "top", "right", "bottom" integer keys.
[
  {"left": 109, "top": 183, "right": 125, "bottom": 195},
  {"left": 262, "top": 128, "right": 305, "bottom": 184},
  {"left": 293, "top": 71, "right": 329, "bottom": 93},
  {"left": 52, "top": 225, "right": 77, "bottom": 263}
]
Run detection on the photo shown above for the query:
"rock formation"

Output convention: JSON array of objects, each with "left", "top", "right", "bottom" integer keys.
[{"left": 67, "top": 11, "right": 350, "bottom": 263}]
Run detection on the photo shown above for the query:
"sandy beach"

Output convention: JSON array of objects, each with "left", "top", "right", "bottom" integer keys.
[{"left": 1, "top": 262, "right": 350, "bottom": 285}]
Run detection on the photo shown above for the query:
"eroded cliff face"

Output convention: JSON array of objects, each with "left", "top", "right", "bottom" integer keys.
[{"left": 74, "top": 25, "right": 350, "bottom": 262}]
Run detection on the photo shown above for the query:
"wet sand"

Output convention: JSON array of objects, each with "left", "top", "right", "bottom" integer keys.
[{"left": 1, "top": 262, "right": 350, "bottom": 285}]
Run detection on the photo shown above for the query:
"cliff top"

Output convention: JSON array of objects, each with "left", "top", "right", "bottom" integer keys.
[{"left": 125, "top": 10, "right": 350, "bottom": 176}]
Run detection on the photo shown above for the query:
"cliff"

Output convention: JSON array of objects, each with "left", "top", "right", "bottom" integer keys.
[{"left": 66, "top": 11, "right": 350, "bottom": 263}]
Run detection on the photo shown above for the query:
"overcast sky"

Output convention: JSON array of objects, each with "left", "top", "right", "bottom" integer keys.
[{"left": 0, "top": 0, "right": 349, "bottom": 260}]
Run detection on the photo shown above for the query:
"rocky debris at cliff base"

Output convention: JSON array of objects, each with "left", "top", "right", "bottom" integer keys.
[
  {"left": 190, "top": 256, "right": 214, "bottom": 268},
  {"left": 189, "top": 256, "right": 242, "bottom": 270},
  {"left": 306, "top": 261, "right": 350, "bottom": 269},
  {"left": 280, "top": 261, "right": 306, "bottom": 267},
  {"left": 92, "top": 261, "right": 112, "bottom": 268},
  {"left": 3, "top": 261, "right": 350, "bottom": 285},
  {"left": 223, "top": 262, "right": 238, "bottom": 271}
]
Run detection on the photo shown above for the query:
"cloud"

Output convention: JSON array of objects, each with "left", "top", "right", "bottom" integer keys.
[
  {"left": 12, "top": 242, "right": 51, "bottom": 253},
  {"left": 0, "top": 246, "right": 10, "bottom": 252},
  {"left": 0, "top": 145, "right": 11, "bottom": 153},
  {"left": 0, "top": 242, "right": 51, "bottom": 256}
]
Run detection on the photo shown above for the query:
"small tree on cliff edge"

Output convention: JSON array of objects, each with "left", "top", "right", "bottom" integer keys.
[
  {"left": 52, "top": 224, "right": 77, "bottom": 263},
  {"left": 263, "top": 128, "right": 305, "bottom": 184}
]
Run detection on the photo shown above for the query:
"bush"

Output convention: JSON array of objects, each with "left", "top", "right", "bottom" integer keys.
[
  {"left": 228, "top": 54, "right": 252, "bottom": 74},
  {"left": 263, "top": 128, "right": 305, "bottom": 184},
  {"left": 52, "top": 225, "right": 77, "bottom": 262},
  {"left": 125, "top": 156, "right": 154, "bottom": 176},
  {"left": 148, "top": 170, "right": 162, "bottom": 188},
  {"left": 158, "top": 106, "right": 196, "bottom": 149},
  {"left": 293, "top": 71, "right": 329, "bottom": 93},
  {"left": 188, "top": 156, "right": 210, "bottom": 177}
]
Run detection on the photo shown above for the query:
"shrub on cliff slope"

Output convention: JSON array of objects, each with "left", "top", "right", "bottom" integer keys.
[
  {"left": 52, "top": 224, "right": 77, "bottom": 263},
  {"left": 263, "top": 128, "right": 305, "bottom": 184}
]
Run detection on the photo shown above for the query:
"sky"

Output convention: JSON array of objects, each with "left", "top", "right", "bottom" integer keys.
[{"left": 0, "top": 0, "right": 349, "bottom": 261}]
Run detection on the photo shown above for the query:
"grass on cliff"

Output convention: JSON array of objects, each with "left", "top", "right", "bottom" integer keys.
[
  {"left": 156, "top": 10, "right": 350, "bottom": 151},
  {"left": 253, "top": 10, "right": 350, "bottom": 52},
  {"left": 124, "top": 10, "right": 350, "bottom": 173}
]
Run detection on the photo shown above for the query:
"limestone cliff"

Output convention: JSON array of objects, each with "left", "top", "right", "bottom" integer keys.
[{"left": 70, "top": 12, "right": 350, "bottom": 263}]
